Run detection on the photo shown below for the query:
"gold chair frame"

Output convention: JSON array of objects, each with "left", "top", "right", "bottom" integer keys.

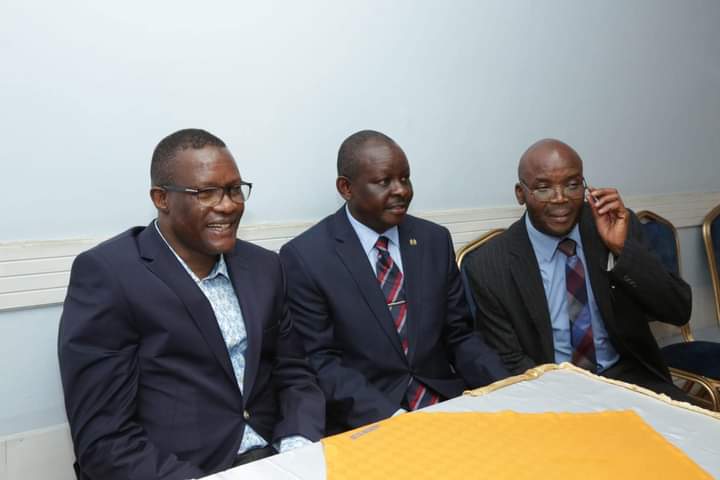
[
  {"left": 702, "top": 203, "right": 720, "bottom": 327},
  {"left": 637, "top": 209, "right": 719, "bottom": 411},
  {"left": 455, "top": 228, "right": 506, "bottom": 268}
]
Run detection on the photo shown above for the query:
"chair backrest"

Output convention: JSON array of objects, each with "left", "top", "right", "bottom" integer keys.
[
  {"left": 702, "top": 203, "right": 720, "bottom": 326},
  {"left": 636, "top": 210, "right": 681, "bottom": 277},
  {"left": 455, "top": 228, "right": 506, "bottom": 324},
  {"left": 636, "top": 210, "right": 691, "bottom": 341}
]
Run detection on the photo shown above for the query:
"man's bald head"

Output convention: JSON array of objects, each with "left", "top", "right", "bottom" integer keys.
[
  {"left": 515, "top": 138, "right": 586, "bottom": 237},
  {"left": 518, "top": 138, "right": 583, "bottom": 182}
]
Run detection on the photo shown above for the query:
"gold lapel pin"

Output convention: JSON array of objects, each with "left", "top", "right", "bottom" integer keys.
[{"left": 409, "top": 238, "right": 417, "bottom": 246}]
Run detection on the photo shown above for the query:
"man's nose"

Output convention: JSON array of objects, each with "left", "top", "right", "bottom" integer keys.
[
  {"left": 390, "top": 179, "right": 410, "bottom": 196},
  {"left": 548, "top": 185, "right": 569, "bottom": 202},
  {"left": 214, "top": 189, "right": 240, "bottom": 212}
]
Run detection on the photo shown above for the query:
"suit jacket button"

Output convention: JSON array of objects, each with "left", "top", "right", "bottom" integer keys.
[{"left": 243, "top": 410, "right": 250, "bottom": 420}]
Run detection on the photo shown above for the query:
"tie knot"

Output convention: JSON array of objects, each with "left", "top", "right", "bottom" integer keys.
[
  {"left": 375, "top": 236, "right": 390, "bottom": 253},
  {"left": 557, "top": 238, "right": 577, "bottom": 257}
]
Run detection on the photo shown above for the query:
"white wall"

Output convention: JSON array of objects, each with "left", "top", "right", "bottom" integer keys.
[
  {"left": 0, "top": 305, "right": 65, "bottom": 437},
  {"left": 1, "top": 0, "right": 719, "bottom": 467},
  {"left": 1, "top": 0, "right": 719, "bottom": 242}
]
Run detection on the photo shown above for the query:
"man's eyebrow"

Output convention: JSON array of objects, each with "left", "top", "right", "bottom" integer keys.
[
  {"left": 195, "top": 179, "right": 242, "bottom": 188},
  {"left": 531, "top": 173, "right": 583, "bottom": 184},
  {"left": 529, "top": 176, "right": 550, "bottom": 184}
]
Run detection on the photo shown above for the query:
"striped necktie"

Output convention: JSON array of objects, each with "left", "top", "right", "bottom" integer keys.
[
  {"left": 557, "top": 238, "right": 597, "bottom": 372},
  {"left": 375, "top": 236, "right": 441, "bottom": 409}
]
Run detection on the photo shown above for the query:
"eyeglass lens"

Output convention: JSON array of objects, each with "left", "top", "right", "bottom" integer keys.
[{"left": 197, "top": 184, "right": 251, "bottom": 206}]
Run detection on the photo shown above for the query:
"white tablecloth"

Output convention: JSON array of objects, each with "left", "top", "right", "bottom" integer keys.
[{"left": 204, "top": 364, "right": 720, "bottom": 479}]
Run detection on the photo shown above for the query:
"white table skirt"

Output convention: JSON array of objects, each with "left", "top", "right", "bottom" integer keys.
[{"left": 205, "top": 364, "right": 720, "bottom": 479}]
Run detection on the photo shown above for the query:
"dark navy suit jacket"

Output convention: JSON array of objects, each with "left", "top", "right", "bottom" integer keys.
[
  {"left": 279, "top": 208, "right": 508, "bottom": 434},
  {"left": 58, "top": 224, "right": 324, "bottom": 480}
]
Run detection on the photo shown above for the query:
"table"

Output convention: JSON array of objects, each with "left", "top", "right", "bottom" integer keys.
[{"left": 204, "top": 363, "right": 720, "bottom": 479}]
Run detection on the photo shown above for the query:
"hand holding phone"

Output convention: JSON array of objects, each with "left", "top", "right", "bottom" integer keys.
[{"left": 586, "top": 185, "right": 629, "bottom": 255}]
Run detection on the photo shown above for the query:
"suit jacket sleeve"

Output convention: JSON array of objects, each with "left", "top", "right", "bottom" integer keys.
[
  {"left": 439, "top": 232, "right": 510, "bottom": 383},
  {"left": 279, "top": 243, "right": 399, "bottom": 429},
  {"left": 609, "top": 212, "right": 692, "bottom": 327},
  {"left": 467, "top": 268, "right": 536, "bottom": 375},
  {"left": 58, "top": 251, "right": 203, "bottom": 480},
  {"left": 270, "top": 261, "right": 325, "bottom": 442}
]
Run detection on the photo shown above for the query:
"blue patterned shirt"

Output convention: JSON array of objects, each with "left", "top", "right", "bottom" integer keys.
[{"left": 154, "top": 222, "right": 267, "bottom": 453}]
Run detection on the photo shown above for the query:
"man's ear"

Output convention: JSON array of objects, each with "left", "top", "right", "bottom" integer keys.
[
  {"left": 150, "top": 187, "right": 170, "bottom": 213},
  {"left": 336, "top": 176, "right": 352, "bottom": 201},
  {"left": 514, "top": 183, "right": 526, "bottom": 206}
]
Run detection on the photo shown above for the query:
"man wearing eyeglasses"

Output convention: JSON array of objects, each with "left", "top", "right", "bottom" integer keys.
[
  {"left": 58, "top": 129, "right": 324, "bottom": 480},
  {"left": 463, "top": 138, "right": 692, "bottom": 400}
]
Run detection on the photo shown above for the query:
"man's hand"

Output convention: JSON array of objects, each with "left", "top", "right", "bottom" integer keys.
[{"left": 587, "top": 187, "right": 629, "bottom": 256}]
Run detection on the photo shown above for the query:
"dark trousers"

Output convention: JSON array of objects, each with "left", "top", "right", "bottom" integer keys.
[
  {"left": 600, "top": 357, "right": 695, "bottom": 405},
  {"left": 232, "top": 445, "right": 277, "bottom": 468}
]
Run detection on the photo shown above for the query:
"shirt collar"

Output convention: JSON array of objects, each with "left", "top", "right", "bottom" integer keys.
[
  {"left": 154, "top": 220, "right": 228, "bottom": 282},
  {"left": 345, "top": 204, "right": 400, "bottom": 256},
  {"left": 525, "top": 213, "right": 582, "bottom": 263}
]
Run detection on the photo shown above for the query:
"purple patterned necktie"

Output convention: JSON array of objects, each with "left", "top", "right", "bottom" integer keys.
[
  {"left": 557, "top": 238, "right": 597, "bottom": 372},
  {"left": 375, "top": 236, "right": 441, "bottom": 409}
]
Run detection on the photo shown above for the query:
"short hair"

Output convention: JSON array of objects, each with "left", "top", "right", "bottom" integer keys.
[
  {"left": 337, "top": 130, "right": 397, "bottom": 179},
  {"left": 151, "top": 128, "right": 226, "bottom": 186}
]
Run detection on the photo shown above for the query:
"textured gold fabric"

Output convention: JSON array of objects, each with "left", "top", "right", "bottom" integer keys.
[{"left": 322, "top": 410, "right": 711, "bottom": 479}]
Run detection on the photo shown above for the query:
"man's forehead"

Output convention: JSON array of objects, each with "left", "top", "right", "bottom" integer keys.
[
  {"left": 521, "top": 145, "right": 582, "bottom": 178},
  {"left": 357, "top": 141, "right": 407, "bottom": 167},
  {"left": 358, "top": 138, "right": 395, "bottom": 156},
  {"left": 172, "top": 146, "right": 239, "bottom": 178},
  {"left": 174, "top": 144, "right": 228, "bottom": 162}
]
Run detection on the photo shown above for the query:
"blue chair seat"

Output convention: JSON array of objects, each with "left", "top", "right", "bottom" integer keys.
[{"left": 661, "top": 341, "right": 720, "bottom": 380}]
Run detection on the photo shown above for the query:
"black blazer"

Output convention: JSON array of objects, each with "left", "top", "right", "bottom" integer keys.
[
  {"left": 279, "top": 207, "right": 508, "bottom": 434},
  {"left": 464, "top": 205, "right": 691, "bottom": 381},
  {"left": 58, "top": 224, "right": 324, "bottom": 480}
]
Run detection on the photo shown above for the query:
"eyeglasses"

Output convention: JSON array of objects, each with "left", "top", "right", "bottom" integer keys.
[
  {"left": 519, "top": 178, "right": 586, "bottom": 202},
  {"left": 161, "top": 182, "right": 252, "bottom": 207}
]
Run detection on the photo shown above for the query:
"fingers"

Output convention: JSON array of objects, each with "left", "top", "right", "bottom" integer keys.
[{"left": 586, "top": 187, "right": 627, "bottom": 216}]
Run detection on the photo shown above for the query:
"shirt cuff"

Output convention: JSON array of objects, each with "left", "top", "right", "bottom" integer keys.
[{"left": 275, "top": 435, "right": 313, "bottom": 453}]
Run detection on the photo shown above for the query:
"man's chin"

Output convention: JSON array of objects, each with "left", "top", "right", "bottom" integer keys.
[
  {"left": 382, "top": 210, "right": 407, "bottom": 227},
  {"left": 535, "top": 218, "right": 576, "bottom": 238},
  {"left": 204, "top": 236, "right": 238, "bottom": 255},
  {"left": 529, "top": 210, "right": 580, "bottom": 238}
]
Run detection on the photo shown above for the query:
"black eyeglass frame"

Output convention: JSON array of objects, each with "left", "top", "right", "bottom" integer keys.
[
  {"left": 160, "top": 181, "right": 253, "bottom": 206},
  {"left": 518, "top": 177, "right": 588, "bottom": 202}
]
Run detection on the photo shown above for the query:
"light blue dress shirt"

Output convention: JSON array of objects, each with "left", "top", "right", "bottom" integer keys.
[
  {"left": 525, "top": 215, "right": 619, "bottom": 372},
  {"left": 345, "top": 205, "right": 404, "bottom": 274},
  {"left": 345, "top": 206, "right": 409, "bottom": 416}
]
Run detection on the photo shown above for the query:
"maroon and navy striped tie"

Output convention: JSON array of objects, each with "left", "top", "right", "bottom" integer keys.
[
  {"left": 375, "top": 236, "right": 441, "bottom": 410},
  {"left": 557, "top": 238, "right": 597, "bottom": 372}
]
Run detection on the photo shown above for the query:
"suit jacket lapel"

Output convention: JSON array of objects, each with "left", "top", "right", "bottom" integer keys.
[
  {"left": 398, "top": 219, "right": 421, "bottom": 363},
  {"left": 137, "top": 224, "right": 238, "bottom": 391},
  {"left": 225, "top": 248, "right": 260, "bottom": 400},
  {"left": 507, "top": 217, "right": 555, "bottom": 362},
  {"left": 579, "top": 206, "right": 616, "bottom": 329},
  {"left": 332, "top": 209, "right": 406, "bottom": 359}
]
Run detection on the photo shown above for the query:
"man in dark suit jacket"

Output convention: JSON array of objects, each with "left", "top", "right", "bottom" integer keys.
[
  {"left": 464, "top": 138, "right": 691, "bottom": 400},
  {"left": 279, "top": 130, "right": 508, "bottom": 434},
  {"left": 58, "top": 129, "right": 324, "bottom": 480}
]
